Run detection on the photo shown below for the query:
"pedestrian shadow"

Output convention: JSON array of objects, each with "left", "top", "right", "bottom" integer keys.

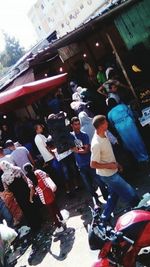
[
  {"left": 28, "top": 234, "right": 53, "bottom": 266},
  {"left": 80, "top": 204, "right": 96, "bottom": 232},
  {"left": 49, "top": 227, "right": 75, "bottom": 261}
]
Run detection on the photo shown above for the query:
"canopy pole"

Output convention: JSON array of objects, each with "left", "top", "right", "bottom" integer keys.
[{"left": 106, "top": 33, "right": 138, "bottom": 100}]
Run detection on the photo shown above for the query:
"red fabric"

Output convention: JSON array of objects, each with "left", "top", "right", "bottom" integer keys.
[
  {"left": 0, "top": 73, "right": 67, "bottom": 112},
  {"left": 36, "top": 172, "right": 54, "bottom": 205},
  {"left": 0, "top": 191, "right": 23, "bottom": 225}
]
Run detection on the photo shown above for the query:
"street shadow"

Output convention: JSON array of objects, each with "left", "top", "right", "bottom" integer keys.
[
  {"left": 62, "top": 189, "right": 93, "bottom": 233},
  {"left": 77, "top": 200, "right": 93, "bottom": 232},
  {"left": 29, "top": 233, "right": 53, "bottom": 266},
  {"left": 49, "top": 227, "right": 75, "bottom": 261}
]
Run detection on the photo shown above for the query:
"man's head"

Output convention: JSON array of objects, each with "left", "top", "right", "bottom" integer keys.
[
  {"left": 92, "top": 115, "right": 108, "bottom": 133},
  {"left": 71, "top": 117, "right": 81, "bottom": 133},
  {"left": 5, "top": 140, "right": 15, "bottom": 151},
  {"left": 34, "top": 124, "right": 44, "bottom": 134},
  {"left": 2, "top": 124, "right": 8, "bottom": 131}
]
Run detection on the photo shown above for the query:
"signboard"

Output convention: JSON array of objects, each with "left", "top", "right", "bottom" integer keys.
[
  {"left": 139, "top": 106, "right": 150, "bottom": 127},
  {"left": 58, "top": 43, "right": 80, "bottom": 62},
  {"left": 139, "top": 88, "right": 150, "bottom": 107}
]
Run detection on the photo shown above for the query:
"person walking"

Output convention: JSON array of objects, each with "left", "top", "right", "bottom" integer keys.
[
  {"left": 78, "top": 111, "right": 95, "bottom": 143},
  {"left": 34, "top": 124, "right": 62, "bottom": 182},
  {"left": 107, "top": 99, "right": 149, "bottom": 164},
  {"left": 90, "top": 115, "right": 139, "bottom": 222},
  {"left": 47, "top": 141, "right": 79, "bottom": 196},
  {"left": 0, "top": 161, "right": 42, "bottom": 232},
  {"left": 23, "top": 163, "right": 65, "bottom": 235},
  {"left": 71, "top": 117, "right": 108, "bottom": 203},
  {"left": 96, "top": 65, "right": 106, "bottom": 85}
]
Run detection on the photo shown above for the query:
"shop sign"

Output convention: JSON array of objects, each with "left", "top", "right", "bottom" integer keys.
[{"left": 139, "top": 106, "right": 150, "bottom": 127}]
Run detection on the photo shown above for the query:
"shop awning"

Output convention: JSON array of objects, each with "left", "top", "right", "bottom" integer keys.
[{"left": 0, "top": 73, "right": 67, "bottom": 112}]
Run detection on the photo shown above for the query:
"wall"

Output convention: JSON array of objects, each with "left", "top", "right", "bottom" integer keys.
[{"left": 28, "top": 0, "right": 109, "bottom": 41}]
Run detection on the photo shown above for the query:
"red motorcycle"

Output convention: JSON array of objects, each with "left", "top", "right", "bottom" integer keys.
[{"left": 88, "top": 194, "right": 150, "bottom": 267}]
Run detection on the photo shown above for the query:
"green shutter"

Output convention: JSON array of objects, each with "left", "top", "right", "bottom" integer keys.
[{"left": 115, "top": 0, "right": 150, "bottom": 50}]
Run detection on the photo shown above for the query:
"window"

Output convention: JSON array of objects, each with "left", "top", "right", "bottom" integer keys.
[
  {"left": 41, "top": 4, "right": 44, "bottom": 10},
  {"left": 38, "top": 26, "right": 42, "bottom": 30},
  {"left": 80, "top": 4, "right": 84, "bottom": 10}
]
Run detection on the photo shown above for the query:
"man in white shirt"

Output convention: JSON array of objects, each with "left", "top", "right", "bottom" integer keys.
[
  {"left": 90, "top": 115, "right": 139, "bottom": 222},
  {"left": 34, "top": 124, "right": 62, "bottom": 183},
  {"left": 34, "top": 124, "right": 54, "bottom": 163}
]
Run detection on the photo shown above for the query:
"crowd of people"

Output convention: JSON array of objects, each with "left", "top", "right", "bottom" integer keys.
[{"left": 0, "top": 63, "right": 149, "bottom": 258}]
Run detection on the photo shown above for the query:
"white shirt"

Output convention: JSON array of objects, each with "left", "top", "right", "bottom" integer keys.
[
  {"left": 34, "top": 134, "right": 54, "bottom": 163},
  {"left": 91, "top": 133, "right": 117, "bottom": 177}
]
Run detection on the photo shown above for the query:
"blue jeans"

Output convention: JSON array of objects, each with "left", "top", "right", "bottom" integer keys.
[
  {"left": 44, "top": 158, "right": 64, "bottom": 186},
  {"left": 60, "top": 154, "right": 78, "bottom": 181},
  {"left": 100, "top": 172, "right": 139, "bottom": 221},
  {"left": 79, "top": 165, "right": 108, "bottom": 201},
  {"left": 0, "top": 198, "right": 14, "bottom": 227}
]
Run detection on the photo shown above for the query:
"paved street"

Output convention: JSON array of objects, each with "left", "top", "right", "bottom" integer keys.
[{"left": 14, "top": 169, "right": 150, "bottom": 267}]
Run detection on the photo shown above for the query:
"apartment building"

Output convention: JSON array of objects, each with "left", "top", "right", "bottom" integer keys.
[{"left": 28, "top": 0, "right": 109, "bottom": 41}]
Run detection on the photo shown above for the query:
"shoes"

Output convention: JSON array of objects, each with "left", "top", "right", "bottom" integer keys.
[{"left": 53, "top": 226, "right": 64, "bottom": 235}]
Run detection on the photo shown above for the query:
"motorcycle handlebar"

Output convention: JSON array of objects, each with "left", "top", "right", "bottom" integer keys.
[
  {"left": 109, "top": 230, "right": 134, "bottom": 245},
  {"left": 90, "top": 207, "right": 134, "bottom": 246}
]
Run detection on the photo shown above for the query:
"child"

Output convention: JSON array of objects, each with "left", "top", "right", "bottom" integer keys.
[{"left": 23, "top": 163, "right": 65, "bottom": 235}]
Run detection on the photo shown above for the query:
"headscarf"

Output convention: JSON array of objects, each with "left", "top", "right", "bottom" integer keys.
[
  {"left": 78, "top": 111, "right": 95, "bottom": 143},
  {"left": 105, "top": 67, "right": 114, "bottom": 79},
  {"left": 0, "top": 160, "right": 22, "bottom": 186},
  {"left": 70, "top": 101, "right": 86, "bottom": 112},
  {"left": 72, "top": 92, "right": 81, "bottom": 101}
]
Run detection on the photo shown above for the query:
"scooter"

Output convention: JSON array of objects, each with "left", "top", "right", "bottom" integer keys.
[{"left": 88, "top": 193, "right": 150, "bottom": 267}]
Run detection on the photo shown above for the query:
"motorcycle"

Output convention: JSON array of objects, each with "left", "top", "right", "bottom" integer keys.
[{"left": 88, "top": 193, "right": 150, "bottom": 267}]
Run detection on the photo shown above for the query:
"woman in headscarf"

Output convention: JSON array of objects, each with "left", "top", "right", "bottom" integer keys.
[
  {"left": 0, "top": 161, "right": 42, "bottom": 232},
  {"left": 107, "top": 98, "right": 149, "bottom": 163},
  {"left": 78, "top": 111, "right": 95, "bottom": 143},
  {"left": 79, "top": 111, "right": 118, "bottom": 145}
]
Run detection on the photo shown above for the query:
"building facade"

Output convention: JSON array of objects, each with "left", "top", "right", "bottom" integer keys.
[{"left": 28, "top": 0, "right": 110, "bottom": 41}]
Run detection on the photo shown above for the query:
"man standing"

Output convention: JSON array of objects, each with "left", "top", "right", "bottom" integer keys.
[
  {"left": 90, "top": 115, "right": 139, "bottom": 221},
  {"left": 34, "top": 124, "right": 62, "bottom": 184},
  {"left": 71, "top": 117, "right": 108, "bottom": 204},
  {"left": 34, "top": 124, "right": 54, "bottom": 166},
  {"left": 5, "top": 140, "right": 35, "bottom": 171}
]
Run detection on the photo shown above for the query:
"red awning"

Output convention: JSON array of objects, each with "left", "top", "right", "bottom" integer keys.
[{"left": 0, "top": 73, "right": 67, "bottom": 112}]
